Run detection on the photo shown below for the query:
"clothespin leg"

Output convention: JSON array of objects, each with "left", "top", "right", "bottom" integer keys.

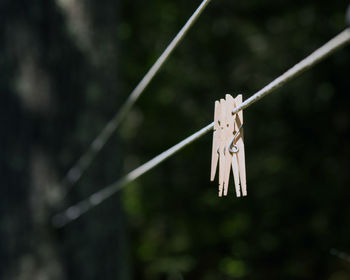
[
  {"left": 218, "top": 99, "right": 226, "bottom": 197},
  {"left": 223, "top": 94, "right": 235, "bottom": 196},
  {"left": 237, "top": 137, "right": 247, "bottom": 196},
  {"left": 234, "top": 94, "right": 247, "bottom": 196},
  {"left": 210, "top": 101, "right": 220, "bottom": 181},
  {"left": 223, "top": 151, "right": 231, "bottom": 196},
  {"left": 218, "top": 143, "right": 226, "bottom": 197},
  {"left": 231, "top": 153, "right": 241, "bottom": 197}
]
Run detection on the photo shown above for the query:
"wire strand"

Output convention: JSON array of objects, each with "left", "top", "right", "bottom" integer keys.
[
  {"left": 61, "top": 0, "right": 213, "bottom": 192},
  {"left": 53, "top": 28, "right": 350, "bottom": 228}
]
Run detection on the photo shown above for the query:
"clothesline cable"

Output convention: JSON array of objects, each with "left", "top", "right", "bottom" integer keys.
[
  {"left": 60, "top": 0, "right": 213, "bottom": 192},
  {"left": 53, "top": 28, "right": 350, "bottom": 228}
]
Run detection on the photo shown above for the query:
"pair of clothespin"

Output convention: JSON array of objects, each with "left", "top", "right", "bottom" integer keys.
[{"left": 210, "top": 94, "right": 247, "bottom": 197}]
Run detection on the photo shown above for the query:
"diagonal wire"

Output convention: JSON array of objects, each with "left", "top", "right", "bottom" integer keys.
[
  {"left": 53, "top": 28, "right": 350, "bottom": 228},
  {"left": 61, "top": 0, "right": 213, "bottom": 192}
]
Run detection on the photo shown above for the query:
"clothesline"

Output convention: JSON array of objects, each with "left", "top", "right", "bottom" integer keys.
[
  {"left": 60, "top": 0, "right": 212, "bottom": 193},
  {"left": 53, "top": 28, "right": 350, "bottom": 228}
]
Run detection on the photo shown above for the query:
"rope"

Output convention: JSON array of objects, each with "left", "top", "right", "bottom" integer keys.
[
  {"left": 61, "top": 0, "right": 213, "bottom": 192},
  {"left": 53, "top": 28, "right": 350, "bottom": 228}
]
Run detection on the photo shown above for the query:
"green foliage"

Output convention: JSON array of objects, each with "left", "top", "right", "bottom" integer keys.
[{"left": 119, "top": 0, "right": 350, "bottom": 279}]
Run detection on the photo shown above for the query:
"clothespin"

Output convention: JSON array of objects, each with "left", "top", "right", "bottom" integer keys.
[{"left": 210, "top": 94, "right": 247, "bottom": 197}]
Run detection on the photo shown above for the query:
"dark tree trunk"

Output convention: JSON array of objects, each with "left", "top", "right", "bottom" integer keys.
[{"left": 0, "top": 0, "right": 129, "bottom": 279}]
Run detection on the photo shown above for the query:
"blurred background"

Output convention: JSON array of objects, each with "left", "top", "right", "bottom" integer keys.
[{"left": 1, "top": 0, "right": 350, "bottom": 279}]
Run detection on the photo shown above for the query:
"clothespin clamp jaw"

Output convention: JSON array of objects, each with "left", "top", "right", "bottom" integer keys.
[{"left": 210, "top": 94, "right": 247, "bottom": 197}]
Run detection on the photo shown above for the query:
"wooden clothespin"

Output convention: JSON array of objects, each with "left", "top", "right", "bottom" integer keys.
[{"left": 210, "top": 94, "right": 247, "bottom": 197}]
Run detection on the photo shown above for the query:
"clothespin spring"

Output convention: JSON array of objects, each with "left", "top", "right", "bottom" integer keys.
[{"left": 228, "top": 125, "right": 243, "bottom": 153}]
